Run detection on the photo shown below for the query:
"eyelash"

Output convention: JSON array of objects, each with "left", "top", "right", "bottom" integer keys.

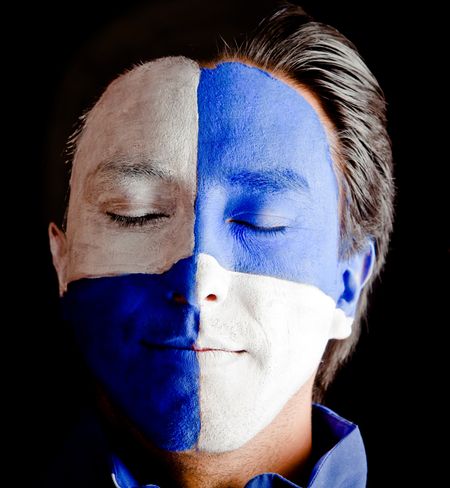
[
  {"left": 106, "top": 213, "right": 287, "bottom": 236},
  {"left": 106, "top": 212, "right": 169, "bottom": 227},
  {"left": 229, "top": 219, "right": 287, "bottom": 236}
]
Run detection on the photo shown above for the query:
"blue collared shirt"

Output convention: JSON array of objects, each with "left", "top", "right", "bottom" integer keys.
[{"left": 111, "top": 404, "right": 367, "bottom": 488}]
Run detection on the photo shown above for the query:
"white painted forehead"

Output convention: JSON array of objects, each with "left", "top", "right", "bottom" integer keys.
[
  {"left": 71, "top": 56, "right": 201, "bottom": 182},
  {"left": 97, "top": 56, "right": 199, "bottom": 104},
  {"left": 91, "top": 56, "right": 199, "bottom": 110}
]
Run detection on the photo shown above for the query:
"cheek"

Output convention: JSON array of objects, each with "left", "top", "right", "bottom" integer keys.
[
  {"left": 258, "top": 278, "right": 336, "bottom": 387},
  {"left": 196, "top": 264, "right": 337, "bottom": 452},
  {"left": 209, "top": 268, "right": 335, "bottom": 381},
  {"left": 64, "top": 197, "right": 195, "bottom": 281}
]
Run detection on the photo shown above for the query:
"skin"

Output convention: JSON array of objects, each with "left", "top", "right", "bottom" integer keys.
[
  {"left": 49, "top": 57, "right": 373, "bottom": 487},
  {"left": 98, "top": 376, "right": 315, "bottom": 487}
]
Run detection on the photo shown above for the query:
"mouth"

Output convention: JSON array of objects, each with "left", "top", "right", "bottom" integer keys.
[
  {"left": 192, "top": 345, "right": 246, "bottom": 353},
  {"left": 140, "top": 340, "right": 246, "bottom": 354}
]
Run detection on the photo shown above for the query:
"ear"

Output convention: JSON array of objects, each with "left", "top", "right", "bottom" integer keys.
[
  {"left": 330, "top": 239, "right": 376, "bottom": 340},
  {"left": 48, "top": 222, "right": 68, "bottom": 296}
]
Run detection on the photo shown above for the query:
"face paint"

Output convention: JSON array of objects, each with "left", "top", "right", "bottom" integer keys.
[
  {"left": 60, "top": 57, "right": 352, "bottom": 454},
  {"left": 64, "top": 56, "right": 200, "bottom": 281}
]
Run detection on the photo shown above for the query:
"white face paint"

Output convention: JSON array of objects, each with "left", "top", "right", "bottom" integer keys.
[
  {"left": 195, "top": 253, "right": 350, "bottom": 452},
  {"left": 63, "top": 56, "right": 200, "bottom": 286},
  {"left": 53, "top": 56, "right": 353, "bottom": 454}
]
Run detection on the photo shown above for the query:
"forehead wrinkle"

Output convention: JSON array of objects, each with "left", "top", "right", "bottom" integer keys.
[{"left": 223, "top": 168, "right": 309, "bottom": 195}]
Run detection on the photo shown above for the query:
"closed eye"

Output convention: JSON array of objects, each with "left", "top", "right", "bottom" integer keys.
[
  {"left": 228, "top": 218, "right": 287, "bottom": 235},
  {"left": 106, "top": 211, "right": 170, "bottom": 227}
]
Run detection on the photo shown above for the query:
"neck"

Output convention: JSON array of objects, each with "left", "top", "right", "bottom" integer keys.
[{"left": 100, "top": 380, "right": 314, "bottom": 488}]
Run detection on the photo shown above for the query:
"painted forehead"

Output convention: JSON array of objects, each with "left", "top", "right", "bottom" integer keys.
[
  {"left": 197, "top": 60, "right": 335, "bottom": 194},
  {"left": 71, "top": 56, "right": 200, "bottom": 184},
  {"left": 73, "top": 57, "right": 333, "bottom": 184}
]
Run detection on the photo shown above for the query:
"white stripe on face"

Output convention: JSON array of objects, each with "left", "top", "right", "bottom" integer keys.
[
  {"left": 64, "top": 57, "right": 200, "bottom": 282},
  {"left": 194, "top": 253, "right": 351, "bottom": 452}
]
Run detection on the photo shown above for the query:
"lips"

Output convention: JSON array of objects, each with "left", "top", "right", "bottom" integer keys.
[
  {"left": 192, "top": 345, "right": 246, "bottom": 353},
  {"left": 193, "top": 345, "right": 220, "bottom": 352},
  {"left": 140, "top": 339, "right": 245, "bottom": 353}
]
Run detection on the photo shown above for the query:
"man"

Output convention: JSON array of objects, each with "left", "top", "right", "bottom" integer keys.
[{"left": 48, "top": 3, "right": 394, "bottom": 487}]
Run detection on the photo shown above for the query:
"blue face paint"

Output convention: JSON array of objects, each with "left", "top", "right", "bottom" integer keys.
[
  {"left": 61, "top": 60, "right": 343, "bottom": 453},
  {"left": 61, "top": 260, "right": 201, "bottom": 451},
  {"left": 196, "top": 62, "right": 340, "bottom": 299}
]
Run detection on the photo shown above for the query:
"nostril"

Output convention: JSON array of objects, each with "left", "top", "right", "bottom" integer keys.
[
  {"left": 171, "top": 292, "right": 188, "bottom": 304},
  {"left": 205, "top": 293, "right": 217, "bottom": 301}
]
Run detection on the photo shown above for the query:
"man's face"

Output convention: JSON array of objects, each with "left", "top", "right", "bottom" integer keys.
[{"left": 55, "top": 57, "right": 353, "bottom": 453}]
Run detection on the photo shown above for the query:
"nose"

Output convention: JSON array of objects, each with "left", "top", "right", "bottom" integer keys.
[
  {"left": 165, "top": 254, "right": 230, "bottom": 307},
  {"left": 195, "top": 253, "right": 230, "bottom": 304}
]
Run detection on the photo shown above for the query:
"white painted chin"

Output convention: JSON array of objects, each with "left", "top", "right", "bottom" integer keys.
[{"left": 194, "top": 253, "right": 352, "bottom": 453}]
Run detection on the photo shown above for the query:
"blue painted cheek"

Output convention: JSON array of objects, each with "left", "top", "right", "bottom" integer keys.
[
  {"left": 196, "top": 62, "right": 341, "bottom": 300},
  {"left": 60, "top": 257, "right": 201, "bottom": 451}
]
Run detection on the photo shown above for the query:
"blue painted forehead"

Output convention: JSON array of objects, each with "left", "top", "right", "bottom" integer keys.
[
  {"left": 198, "top": 60, "right": 322, "bottom": 125},
  {"left": 201, "top": 60, "right": 297, "bottom": 95},
  {"left": 197, "top": 60, "right": 336, "bottom": 197}
]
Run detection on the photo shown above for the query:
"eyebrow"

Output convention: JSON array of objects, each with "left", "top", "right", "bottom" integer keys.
[
  {"left": 92, "top": 159, "right": 174, "bottom": 182},
  {"left": 90, "top": 159, "right": 308, "bottom": 194},
  {"left": 224, "top": 168, "right": 309, "bottom": 194}
]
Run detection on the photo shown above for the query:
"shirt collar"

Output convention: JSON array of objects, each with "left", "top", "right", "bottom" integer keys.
[{"left": 111, "top": 404, "right": 367, "bottom": 488}]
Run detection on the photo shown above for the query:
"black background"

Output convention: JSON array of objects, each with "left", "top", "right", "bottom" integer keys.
[{"left": 7, "top": 1, "right": 440, "bottom": 486}]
